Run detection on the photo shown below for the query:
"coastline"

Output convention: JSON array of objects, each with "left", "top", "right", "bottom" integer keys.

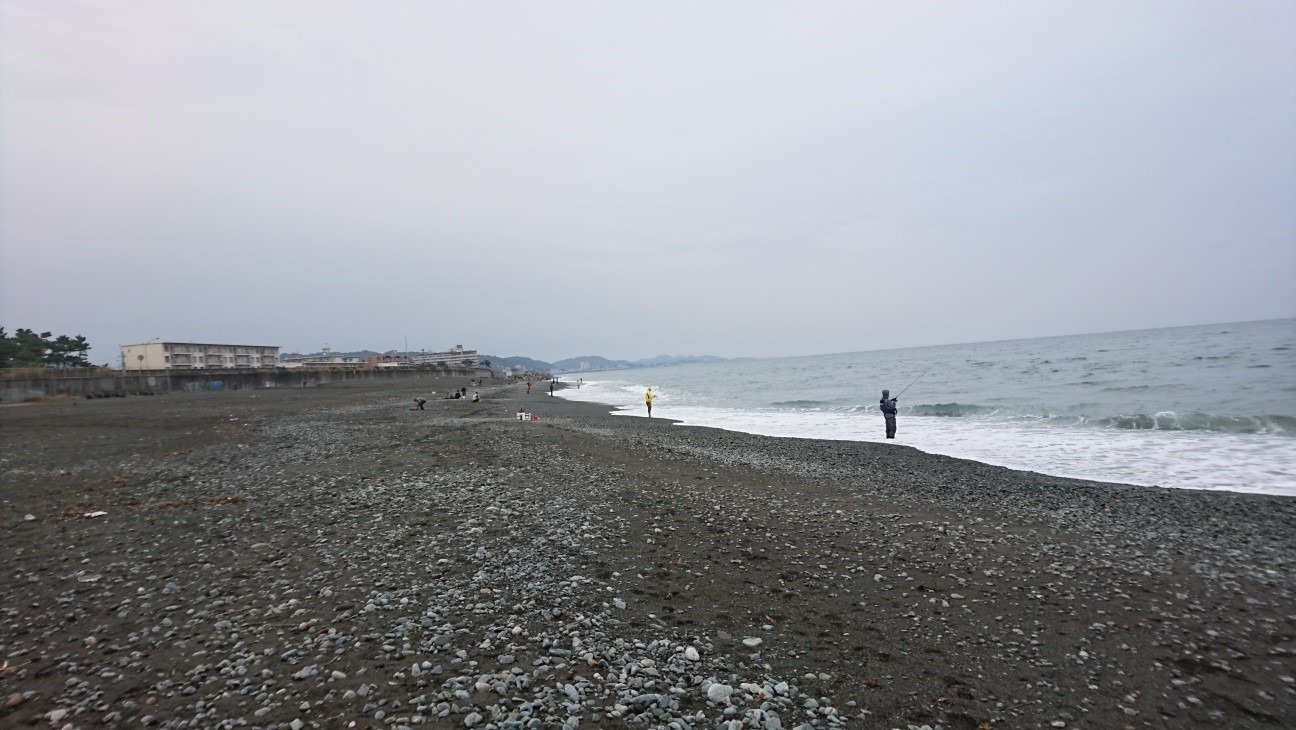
[
  {"left": 559, "top": 390, "right": 1296, "bottom": 498},
  {"left": 551, "top": 318, "right": 1296, "bottom": 497},
  {"left": 2, "top": 379, "right": 1293, "bottom": 728}
]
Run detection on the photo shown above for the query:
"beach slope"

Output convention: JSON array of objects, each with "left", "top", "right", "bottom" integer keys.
[{"left": 2, "top": 379, "right": 1292, "bottom": 728}]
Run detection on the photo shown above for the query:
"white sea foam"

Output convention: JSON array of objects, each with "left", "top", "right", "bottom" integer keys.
[{"left": 558, "top": 325, "right": 1296, "bottom": 498}]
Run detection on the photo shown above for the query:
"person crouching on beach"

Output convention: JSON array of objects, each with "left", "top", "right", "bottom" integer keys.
[
  {"left": 645, "top": 387, "right": 656, "bottom": 417},
  {"left": 879, "top": 389, "right": 899, "bottom": 438}
]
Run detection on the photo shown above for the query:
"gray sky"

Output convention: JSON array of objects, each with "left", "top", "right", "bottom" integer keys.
[{"left": 2, "top": 2, "right": 1293, "bottom": 365}]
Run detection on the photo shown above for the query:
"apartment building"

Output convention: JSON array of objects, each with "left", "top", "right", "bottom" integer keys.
[
  {"left": 121, "top": 341, "right": 280, "bottom": 370},
  {"left": 407, "top": 345, "right": 479, "bottom": 368}
]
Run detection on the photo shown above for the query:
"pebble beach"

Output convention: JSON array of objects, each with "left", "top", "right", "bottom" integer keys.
[{"left": 2, "top": 378, "right": 1293, "bottom": 729}]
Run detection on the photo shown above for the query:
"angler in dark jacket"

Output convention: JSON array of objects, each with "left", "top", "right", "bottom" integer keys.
[{"left": 879, "top": 389, "right": 899, "bottom": 439}]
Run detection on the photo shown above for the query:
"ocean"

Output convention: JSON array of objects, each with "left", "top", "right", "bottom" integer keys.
[{"left": 556, "top": 319, "right": 1296, "bottom": 496}]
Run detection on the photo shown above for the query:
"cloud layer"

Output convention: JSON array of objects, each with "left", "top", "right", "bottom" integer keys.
[{"left": 3, "top": 2, "right": 1293, "bottom": 363}]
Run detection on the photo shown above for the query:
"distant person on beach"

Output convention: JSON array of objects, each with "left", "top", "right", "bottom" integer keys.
[
  {"left": 472, "top": 391, "right": 480, "bottom": 403},
  {"left": 549, "top": 381, "right": 555, "bottom": 397},
  {"left": 645, "top": 387, "right": 656, "bottom": 417},
  {"left": 526, "top": 381, "right": 532, "bottom": 395},
  {"left": 413, "top": 397, "right": 427, "bottom": 410},
  {"left": 879, "top": 389, "right": 899, "bottom": 438}
]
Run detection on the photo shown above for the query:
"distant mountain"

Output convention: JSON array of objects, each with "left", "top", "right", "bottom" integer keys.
[
  {"left": 498, "top": 354, "right": 728, "bottom": 372},
  {"left": 633, "top": 354, "right": 732, "bottom": 367},
  {"left": 480, "top": 355, "right": 553, "bottom": 372},
  {"left": 549, "top": 354, "right": 733, "bottom": 370},
  {"left": 550, "top": 355, "right": 630, "bottom": 371},
  {"left": 277, "top": 351, "right": 732, "bottom": 372}
]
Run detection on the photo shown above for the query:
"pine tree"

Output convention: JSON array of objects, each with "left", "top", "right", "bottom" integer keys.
[{"left": 0, "top": 328, "right": 93, "bottom": 368}]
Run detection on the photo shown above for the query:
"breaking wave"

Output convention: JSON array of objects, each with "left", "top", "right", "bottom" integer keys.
[
  {"left": 769, "top": 400, "right": 834, "bottom": 408},
  {"left": 1098, "top": 413, "right": 1295, "bottom": 435},
  {"left": 901, "top": 404, "right": 1294, "bottom": 435},
  {"left": 909, "top": 403, "right": 1000, "bottom": 417}
]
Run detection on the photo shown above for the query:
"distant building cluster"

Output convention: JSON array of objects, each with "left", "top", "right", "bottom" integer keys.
[
  {"left": 120, "top": 341, "right": 480, "bottom": 371},
  {"left": 280, "top": 354, "right": 365, "bottom": 369},
  {"left": 363, "top": 345, "right": 479, "bottom": 369}
]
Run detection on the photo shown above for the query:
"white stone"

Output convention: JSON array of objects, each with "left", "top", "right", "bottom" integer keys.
[
  {"left": 684, "top": 646, "right": 700, "bottom": 661},
  {"left": 707, "top": 683, "right": 734, "bottom": 704},
  {"left": 742, "top": 637, "right": 763, "bottom": 647}
]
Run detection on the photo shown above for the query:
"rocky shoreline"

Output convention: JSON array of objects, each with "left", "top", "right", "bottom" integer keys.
[{"left": 2, "top": 379, "right": 1293, "bottom": 729}]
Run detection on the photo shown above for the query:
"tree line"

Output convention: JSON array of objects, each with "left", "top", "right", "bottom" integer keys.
[{"left": 0, "top": 328, "right": 93, "bottom": 368}]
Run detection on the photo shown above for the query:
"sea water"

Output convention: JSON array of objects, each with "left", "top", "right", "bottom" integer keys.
[{"left": 557, "top": 319, "right": 1296, "bottom": 496}]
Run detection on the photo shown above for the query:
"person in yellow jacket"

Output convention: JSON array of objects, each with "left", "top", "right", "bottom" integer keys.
[{"left": 644, "top": 387, "right": 656, "bottom": 417}]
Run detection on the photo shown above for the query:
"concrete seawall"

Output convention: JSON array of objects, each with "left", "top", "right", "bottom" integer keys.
[{"left": 0, "top": 367, "right": 491, "bottom": 403}]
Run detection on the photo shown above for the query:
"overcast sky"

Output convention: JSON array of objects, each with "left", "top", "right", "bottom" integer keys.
[{"left": 2, "top": 2, "right": 1293, "bottom": 365}]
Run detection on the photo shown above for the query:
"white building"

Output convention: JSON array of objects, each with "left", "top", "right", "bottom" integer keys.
[
  {"left": 121, "top": 341, "right": 280, "bottom": 370},
  {"left": 280, "top": 354, "right": 365, "bottom": 369},
  {"left": 407, "top": 344, "right": 479, "bottom": 368},
  {"left": 280, "top": 343, "right": 365, "bottom": 369}
]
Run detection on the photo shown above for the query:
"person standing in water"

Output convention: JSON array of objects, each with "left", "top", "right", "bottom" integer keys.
[
  {"left": 645, "top": 387, "right": 656, "bottom": 417},
  {"left": 879, "top": 389, "right": 899, "bottom": 438}
]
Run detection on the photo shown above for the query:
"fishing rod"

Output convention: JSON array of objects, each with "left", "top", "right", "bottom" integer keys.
[{"left": 894, "top": 365, "right": 933, "bottom": 399}]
